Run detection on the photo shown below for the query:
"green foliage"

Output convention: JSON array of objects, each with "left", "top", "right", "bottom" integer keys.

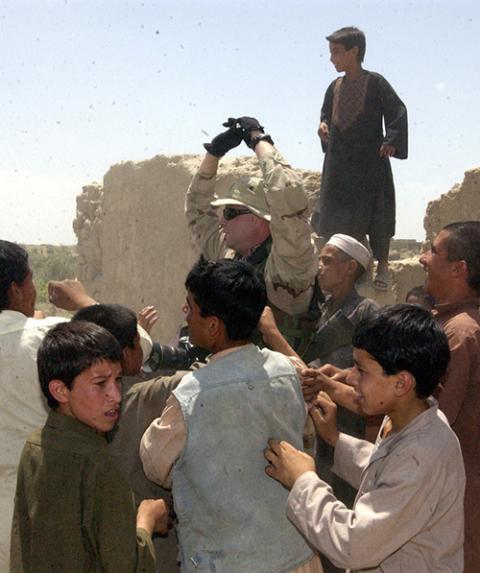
[{"left": 25, "top": 245, "right": 77, "bottom": 304}]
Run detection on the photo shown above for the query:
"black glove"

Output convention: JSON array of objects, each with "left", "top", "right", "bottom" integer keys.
[
  {"left": 232, "top": 116, "right": 264, "bottom": 148},
  {"left": 203, "top": 122, "right": 243, "bottom": 157},
  {"left": 232, "top": 116, "right": 274, "bottom": 149}
]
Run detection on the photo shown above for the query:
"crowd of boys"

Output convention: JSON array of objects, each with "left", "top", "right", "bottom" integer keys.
[{"left": 0, "top": 24, "right": 478, "bottom": 573}]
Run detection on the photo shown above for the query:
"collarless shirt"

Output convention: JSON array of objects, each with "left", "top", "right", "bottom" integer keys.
[{"left": 11, "top": 411, "right": 155, "bottom": 573}]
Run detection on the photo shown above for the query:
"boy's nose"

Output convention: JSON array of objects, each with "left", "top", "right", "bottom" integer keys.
[
  {"left": 346, "top": 368, "right": 358, "bottom": 387},
  {"left": 108, "top": 381, "right": 122, "bottom": 403}
]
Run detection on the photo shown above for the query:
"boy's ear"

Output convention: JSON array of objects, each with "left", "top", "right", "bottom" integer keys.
[
  {"left": 48, "top": 379, "right": 70, "bottom": 404},
  {"left": 349, "top": 45, "right": 359, "bottom": 58},
  {"left": 392, "top": 371, "right": 415, "bottom": 397},
  {"left": 207, "top": 316, "right": 220, "bottom": 336}
]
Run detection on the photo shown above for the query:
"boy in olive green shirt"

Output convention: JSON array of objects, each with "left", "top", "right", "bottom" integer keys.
[{"left": 10, "top": 321, "right": 168, "bottom": 573}]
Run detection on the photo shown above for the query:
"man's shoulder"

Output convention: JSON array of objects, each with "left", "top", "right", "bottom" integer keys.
[
  {"left": 350, "top": 294, "right": 379, "bottom": 311},
  {"left": 441, "top": 304, "right": 480, "bottom": 340},
  {"left": 178, "top": 345, "right": 295, "bottom": 389},
  {"left": 0, "top": 311, "right": 67, "bottom": 337},
  {"left": 125, "top": 371, "right": 186, "bottom": 401}
]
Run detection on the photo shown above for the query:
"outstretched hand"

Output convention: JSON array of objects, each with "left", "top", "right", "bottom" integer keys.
[
  {"left": 47, "top": 279, "right": 96, "bottom": 311},
  {"left": 264, "top": 439, "right": 315, "bottom": 489},
  {"left": 138, "top": 305, "right": 158, "bottom": 334}
]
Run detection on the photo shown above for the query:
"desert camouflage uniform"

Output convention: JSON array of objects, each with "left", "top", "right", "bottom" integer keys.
[{"left": 185, "top": 149, "right": 318, "bottom": 349}]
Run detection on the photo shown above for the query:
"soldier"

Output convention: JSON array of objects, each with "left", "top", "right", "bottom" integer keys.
[{"left": 185, "top": 116, "right": 318, "bottom": 351}]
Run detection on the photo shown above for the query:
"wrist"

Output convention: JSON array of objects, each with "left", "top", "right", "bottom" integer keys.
[
  {"left": 251, "top": 133, "right": 274, "bottom": 150},
  {"left": 326, "top": 430, "right": 340, "bottom": 448},
  {"left": 75, "top": 296, "right": 97, "bottom": 310},
  {"left": 136, "top": 514, "right": 154, "bottom": 536}
]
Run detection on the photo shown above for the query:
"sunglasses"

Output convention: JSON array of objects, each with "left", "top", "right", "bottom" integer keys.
[{"left": 222, "top": 207, "right": 252, "bottom": 221}]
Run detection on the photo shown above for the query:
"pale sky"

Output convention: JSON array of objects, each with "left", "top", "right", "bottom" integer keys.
[{"left": 1, "top": 0, "right": 478, "bottom": 244}]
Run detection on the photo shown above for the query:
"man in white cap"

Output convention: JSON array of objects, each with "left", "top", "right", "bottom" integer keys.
[
  {"left": 303, "top": 233, "right": 379, "bottom": 573},
  {"left": 185, "top": 116, "right": 318, "bottom": 352},
  {"left": 303, "top": 233, "right": 378, "bottom": 367}
]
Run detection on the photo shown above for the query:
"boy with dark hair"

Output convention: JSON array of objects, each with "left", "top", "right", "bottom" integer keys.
[
  {"left": 405, "top": 285, "right": 435, "bottom": 309},
  {"left": 141, "top": 258, "right": 321, "bottom": 573},
  {"left": 72, "top": 303, "right": 184, "bottom": 573},
  {"left": 10, "top": 321, "right": 169, "bottom": 573},
  {"left": 311, "top": 26, "right": 408, "bottom": 291},
  {"left": 265, "top": 305, "right": 465, "bottom": 572},
  {"left": 74, "top": 303, "right": 144, "bottom": 377}
]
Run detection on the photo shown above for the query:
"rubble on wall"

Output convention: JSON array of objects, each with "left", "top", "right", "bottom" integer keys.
[
  {"left": 424, "top": 168, "right": 480, "bottom": 242},
  {"left": 73, "top": 183, "right": 104, "bottom": 298}
]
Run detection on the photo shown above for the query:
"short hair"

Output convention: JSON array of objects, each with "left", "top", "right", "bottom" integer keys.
[
  {"left": 73, "top": 303, "right": 137, "bottom": 349},
  {"left": 405, "top": 285, "right": 435, "bottom": 310},
  {"left": 0, "top": 240, "right": 30, "bottom": 311},
  {"left": 185, "top": 258, "right": 266, "bottom": 341},
  {"left": 443, "top": 221, "right": 480, "bottom": 295},
  {"left": 326, "top": 26, "right": 366, "bottom": 63},
  {"left": 38, "top": 321, "right": 123, "bottom": 409},
  {"left": 352, "top": 304, "right": 450, "bottom": 399}
]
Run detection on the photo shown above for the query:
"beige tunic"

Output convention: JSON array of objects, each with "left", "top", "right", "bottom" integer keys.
[{"left": 286, "top": 400, "right": 464, "bottom": 572}]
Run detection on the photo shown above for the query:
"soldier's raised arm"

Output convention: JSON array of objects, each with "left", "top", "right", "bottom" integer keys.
[{"left": 185, "top": 120, "right": 242, "bottom": 260}]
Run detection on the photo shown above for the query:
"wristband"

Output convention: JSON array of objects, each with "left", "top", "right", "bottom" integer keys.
[{"left": 250, "top": 134, "right": 274, "bottom": 149}]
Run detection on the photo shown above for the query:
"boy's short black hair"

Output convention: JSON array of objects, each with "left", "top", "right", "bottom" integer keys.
[
  {"left": 185, "top": 258, "right": 266, "bottom": 341},
  {"left": 443, "top": 221, "right": 480, "bottom": 295},
  {"left": 0, "top": 240, "right": 30, "bottom": 311},
  {"left": 72, "top": 303, "right": 138, "bottom": 350},
  {"left": 38, "top": 321, "right": 123, "bottom": 409},
  {"left": 352, "top": 304, "right": 450, "bottom": 398},
  {"left": 326, "top": 26, "right": 366, "bottom": 63},
  {"left": 405, "top": 285, "right": 435, "bottom": 310}
]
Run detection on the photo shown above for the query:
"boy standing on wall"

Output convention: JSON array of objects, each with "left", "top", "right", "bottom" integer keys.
[{"left": 311, "top": 27, "right": 408, "bottom": 291}]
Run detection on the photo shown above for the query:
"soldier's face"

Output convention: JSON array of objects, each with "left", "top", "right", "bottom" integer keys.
[
  {"left": 219, "top": 205, "right": 259, "bottom": 256},
  {"left": 318, "top": 245, "right": 353, "bottom": 293}
]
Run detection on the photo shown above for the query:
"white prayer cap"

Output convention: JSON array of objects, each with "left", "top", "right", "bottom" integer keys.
[{"left": 326, "top": 234, "right": 371, "bottom": 270}]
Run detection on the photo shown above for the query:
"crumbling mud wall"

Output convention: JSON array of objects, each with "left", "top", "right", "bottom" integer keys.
[
  {"left": 75, "top": 154, "right": 475, "bottom": 341},
  {"left": 424, "top": 168, "right": 480, "bottom": 243},
  {"left": 74, "top": 154, "right": 320, "bottom": 341}
]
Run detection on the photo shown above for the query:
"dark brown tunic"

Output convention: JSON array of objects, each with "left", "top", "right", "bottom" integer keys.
[{"left": 312, "top": 71, "right": 408, "bottom": 260}]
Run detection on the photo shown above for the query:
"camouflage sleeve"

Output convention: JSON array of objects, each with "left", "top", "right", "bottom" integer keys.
[
  {"left": 185, "top": 170, "right": 228, "bottom": 261},
  {"left": 259, "top": 149, "right": 318, "bottom": 315}
]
